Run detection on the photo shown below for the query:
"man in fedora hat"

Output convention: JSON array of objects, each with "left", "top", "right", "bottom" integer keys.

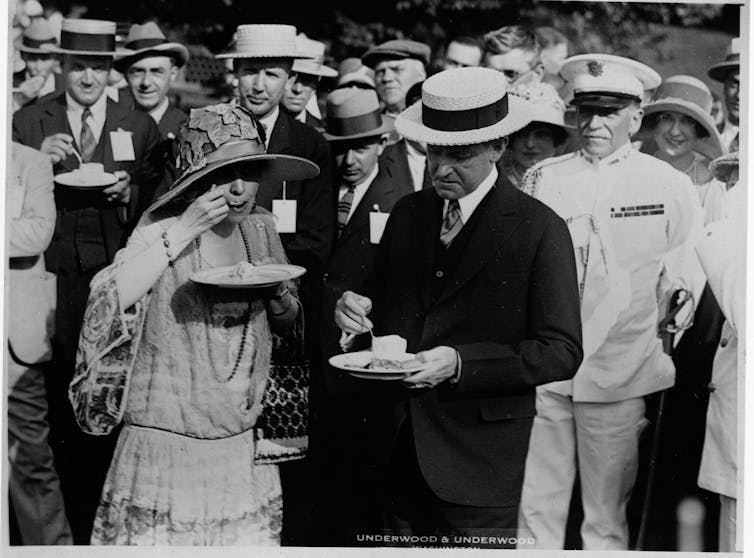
[
  {"left": 115, "top": 22, "right": 190, "bottom": 183},
  {"left": 708, "top": 37, "right": 740, "bottom": 152},
  {"left": 219, "top": 22, "right": 333, "bottom": 545},
  {"left": 282, "top": 34, "right": 336, "bottom": 132},
  {"left": 315, "top": 88, "right": 413, "bottom": 543},
  {"left": 12, "top": 17, "right": 164, "bottom": 543},
  {"left": 518, "top": 54, "right": 704, "bottom": 550},
  {"left": 13, "top": 17, "right": 65, "bottom": 111},
  {"left": 335, "top": 67, "right": 582, "bottom": 546}
]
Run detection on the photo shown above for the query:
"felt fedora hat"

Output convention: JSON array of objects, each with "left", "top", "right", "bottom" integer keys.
[
  {"left": 708, "top": 37, "right": 740, "bottom": 82},
  {"left": 323, "top": 88, "right": 394, "bottom": 141},
  {"left": 147, "top": 103, "right": 319, "bottom": 214},
  {"left": 113, "top": 22, "right": 189, "bottom": 73},
  {"left": 42, "top": 18, "right": 118, "bottom": 56},
  {"left": 638, "top": 75, "right": 724, "bottom": 160},
  {"left": 561, "top": 53, "right": 661, "bottom": 108},
  {"left": 216, "top": 24, "right": 313, "bottom": 60},
  {"left": 395, "top": 66, "right": 532, "bottom": 146},
  {"left": 18, "top": 18, "right": 58, "bottom": 54},
  {"left": 292, "top": 34, "right": 337, "bottom": 78},
  {"left": 362, "top": 39, "right": 431, "bottom": 68}
]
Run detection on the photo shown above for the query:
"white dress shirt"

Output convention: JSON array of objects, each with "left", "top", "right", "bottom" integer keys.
[
  {"left": 443, "top": 166, "right": 497, "bottom": 224},
  {"left": 66, "top": 91, "right": 107, "bottom": 145},
  {"left": 149, "top": 97, "right": 170, "bottom": 124},
  {"left": 339, "top": 165, "right": 379, "bottom": 223},
  {"left": 258, "top": 106, "right": 280, "bottom": 149},
  {"left": 405, "top": 140, "right": 427, "bottom": 192}
]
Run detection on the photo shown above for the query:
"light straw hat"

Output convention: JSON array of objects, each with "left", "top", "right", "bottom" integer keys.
[
  {"left": 395, "top": 66, "right": 531, "bottom": 146},
  {"left": 708, "top": 38, "right": 740, "bottom": 82},
  {"left": 292, "top": 34, "right": 337, "bottom": 78},
  {"left": 41, "top": 19, "right": 118, "bottom": 57},
  {"left": 709, "top": 151, "right": 738, "bottom": 183},
  {"left": 18, "top": 18, "right": 58, "bottom": 54},
  {"left": 216, "top": 24, "right": 313, "bottom": 60}
]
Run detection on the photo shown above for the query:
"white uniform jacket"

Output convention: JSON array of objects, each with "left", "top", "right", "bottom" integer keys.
[{"left": 522, "top": 143, "right": 704, "bottom": 402}]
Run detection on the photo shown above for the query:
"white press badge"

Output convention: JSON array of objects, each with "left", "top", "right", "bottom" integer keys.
[
  {"left": 272, "top": 181, "right": 297, "bottom": 233},
  {"left": 369, "top": 211, "right": 389, "bottom": 244},
  {"left": 110, "top": 128, "right": 135, "bottom": 161}
]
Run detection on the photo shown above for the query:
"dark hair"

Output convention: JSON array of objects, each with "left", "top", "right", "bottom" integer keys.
[
  {"left": 447, "top": 35, "right": 483, "bottom": 51},
  {"left": 646, "top": 112, "right": 709, "bottom": 138},
  {"left": 482, "top": 25, "right": 540, "bottom": 61}
]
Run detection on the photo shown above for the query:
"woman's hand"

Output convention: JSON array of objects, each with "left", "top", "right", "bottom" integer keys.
[{"left": 177, "top": 186, "right": 229, "bottom": 238}]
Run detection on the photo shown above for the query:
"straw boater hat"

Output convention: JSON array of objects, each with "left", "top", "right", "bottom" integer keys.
[
  {"left": 708, "top": 38, "right": 740, "bottom": 82},
  {"left": 323, "top": 89, "right": 394, "bottom": 142},
  {"left": 292, "top": 34, "right": 337, "bottom": 78},
  {"left": 18, "top": 18, "right": 58, "bottom": 54},
  {"left": 42, "top": 19, "right": 118, "bottom": 57},
  {"left": 560, "top": 53, "right": 661, "bottom": 108},
  {"left": 395, "top": 66, "right": 531, "bottom": 146},
  {"left": 509, "top": 81, "right": 570, "bottom": 145},
  {"left": 147, "top": 103, "right": 319, "bottom": 214},
  {"left": 709, "top": 151, "right": 738, "bottom": 183},
  {"left": 113, "top": 22, "right": 189, "bottom": 73},
  {"left": 638, "top": 75, "right": 724, "bottom": 160},
  {"left": 216, "top": 24, "right": 313, "bottom": 60}
]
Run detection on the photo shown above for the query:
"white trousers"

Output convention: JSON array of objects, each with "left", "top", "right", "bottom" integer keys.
[
  {"left": 517, "top": 390, "right": 647, "bottom": 550},
  {"left": 718, "top": 495, "right": 737, "bottom": 552}
]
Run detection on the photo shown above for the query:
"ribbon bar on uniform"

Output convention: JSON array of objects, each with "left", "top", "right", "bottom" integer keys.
[{"left": 422, "top": 95, "right": 509, "bottom": 132}]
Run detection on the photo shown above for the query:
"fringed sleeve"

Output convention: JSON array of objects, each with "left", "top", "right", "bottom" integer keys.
[{"left": 69, "top": 264, "right": 150, "bottom": 436}]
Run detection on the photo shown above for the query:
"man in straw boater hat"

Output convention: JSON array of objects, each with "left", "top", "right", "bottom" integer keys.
[
  {"left": 13, "top": 17, "right": 65, "bottom": 111},
  {"left": 115, "top": 22, "right": 190, "bottom": 183},
  {"left": 12, "top": 17, "right": 165, "bottom": 544},
  {"left": 282, "top": 33, "right": 337, "bottom": 132},
  {"left": 708, "top": 37, "right": 740, "bottom": 152},
  {"left": 218, "top": 23, "right": 333, "bottom": 544},
  {"left": 518, "top": 54, "right": 705, "bottom": 550},
  {"left": 334, "top": 67, "right": 582, "bottom": 547},
  {"left": 315, "top": 88, "right": 413, "bottom": 544}
]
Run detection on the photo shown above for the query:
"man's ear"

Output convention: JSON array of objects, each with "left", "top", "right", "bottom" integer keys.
[
  {"left": 629, "top": 106, "right": 644, "bottom": 136},
  {"left": 377, "top": 134, "right": 388, "bottom": 156},
  {"left": 169, "top": 62, "right": 179, "bottom": 83},
  {"left": 490, "top": 137, "right": 508, "bottom": 162}
]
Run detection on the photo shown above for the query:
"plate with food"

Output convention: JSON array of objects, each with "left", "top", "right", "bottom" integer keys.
[
  {"left": 190, "top": 262, "right": 306, "bottom": 288},
  {"left": 329, "top": 335, "right": 425, "bottom": 380},
  {"left": 55, "top": 163, "right": 119, "bottom": 189}
]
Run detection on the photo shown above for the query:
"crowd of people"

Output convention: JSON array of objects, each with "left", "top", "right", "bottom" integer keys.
[{"left": 6, "top": 2, "right": 743, "bottom": 552}]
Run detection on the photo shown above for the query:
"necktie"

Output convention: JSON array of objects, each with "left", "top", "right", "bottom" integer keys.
[
  {"left": 440, "top": 200, "right": 463, "bottom": 247},
  {"left": 338, "top": 185, "right": 356, "bottom": 234},
  {"left": 80, "top": 107, "right": 96, "bottom": 162}
]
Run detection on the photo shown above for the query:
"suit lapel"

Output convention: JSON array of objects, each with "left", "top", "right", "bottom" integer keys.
[
  {"left": 41, "top": 95, "right": 77, "bottom": 173},
  {"left": 102, "top": 99, "right": 129, "bottom": 171},
  {"left": 267, "top": 111, "right": 293, "bottom": 155},
  {"left": 340, "top": 166, "right": 395, "bottom": 243},
  {"left": 435, "top": 175, "right": 523, "bottom": 306}
]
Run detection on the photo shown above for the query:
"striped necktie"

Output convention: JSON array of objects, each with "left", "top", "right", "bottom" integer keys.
[
  {"left": 440, "top": 199, "right": 463, "bottom": 247},
  {"left": 80, "top": 107, "right": 96, "bottom": 162},
  {"left": 338, "top": 185, "right": 356, "bottom": 234}
]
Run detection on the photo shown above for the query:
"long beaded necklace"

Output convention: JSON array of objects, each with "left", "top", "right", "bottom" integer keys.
[{"left": 196, "top": 223, "right": 254, "bottom": 383}]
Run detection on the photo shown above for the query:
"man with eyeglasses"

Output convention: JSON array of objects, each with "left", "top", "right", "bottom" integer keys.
[
  {"left": 518, "top": 54, "right": 704, "bottom": 550},
  {"left": 482, "top": 25, "right": 545, "bottom": 87}
]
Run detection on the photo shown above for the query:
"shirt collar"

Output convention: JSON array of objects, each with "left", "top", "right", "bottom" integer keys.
[
  {"left": 447, "top": 166, "right": 498, "bottom": 222},
  {"left": 295, "top": 110, "right": 307, "bottom": 123},
  {"left": 149, "top": 97, "right": 170, "bottom": 124},
  {"left": 723, "top": 118, "right": 739, "bottom": 135},
  {"left": 258, "top": 106, "right": 280, "bottom": 147},
  {"left": 580, "top": 141, "right": 633, "bottom": 168},
  {"left": 66, "top": 90, "right": 108, "bottom": 119}
]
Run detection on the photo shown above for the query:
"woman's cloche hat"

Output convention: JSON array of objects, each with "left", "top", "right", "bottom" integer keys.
[
  {"left": 638, "top": 74, "right": 724, "bottom": 160},
  {"left": 113, "top": 22, "right": 189, "bottom": 73},
  {"left": 41, "top": 19, "right": 118, "bottom": 57},
  {"left": 323, "top": 89, "right": 394, "bottom": 142},
  {"left": 508, "top": 81, "right": 570, "bottom": 145},
  {"left": 395, "top": 66, "right": 531, "bottom": 146},
  {"left": 147, "top": 103, "right": 319, "bottom": 214}
]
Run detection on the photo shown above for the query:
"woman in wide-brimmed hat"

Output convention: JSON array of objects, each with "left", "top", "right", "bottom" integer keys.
[
  {"left": 638, "top": 75, "right": 726, "bottom": 221},
  {"left": 70, "top": 103, "right": 319, "bottom": 545}
]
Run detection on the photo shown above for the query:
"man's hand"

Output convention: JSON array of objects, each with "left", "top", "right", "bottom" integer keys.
[
  {"left": 15, "top": 75, "right": 45, "bottom": 104},
  {"left": 335, "top": 291, "right": 373, "bottom": 351},
  {"left": 103, "top": 170, "right": 131, "bottom": 204},
  {"left": 40, "top": 133, "right": 75, "bottom": 164},
  {"left": 402, "top": 346, "right": 459, "bottom": 389}
]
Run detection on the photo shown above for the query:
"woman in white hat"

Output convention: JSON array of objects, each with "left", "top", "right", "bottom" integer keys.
[
  {"left": 501, "top": 81, "right": 570, "bottom": 187},
  {"left": 70, "top": 104, "right": 318, "bottom": 545},
  {"left": 639, "top": 75, "right": 725, "bottom": 222}
]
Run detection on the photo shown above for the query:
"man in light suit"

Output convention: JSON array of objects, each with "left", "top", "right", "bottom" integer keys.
[
  {"left": 335, "top": 67, "right": 582, "bottom": 547},
  {"left": 7, "top": 142, "right": 72, "bottom": 545},
  {"left": 12, "top": 18, "right": 163, "bottom": 543}
]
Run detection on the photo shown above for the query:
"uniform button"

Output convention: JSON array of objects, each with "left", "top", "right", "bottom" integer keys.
[
  {"left": 435, "top": 270, "right": 444, "bottom": 278},
  {"left": 720, "top": 338, "right": 728, "bottom": 348}
]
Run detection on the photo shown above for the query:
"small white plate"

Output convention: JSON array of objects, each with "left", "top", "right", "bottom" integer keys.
[
  {"left": 190, "top": 263, "right": 306, "bottom": 288},
  {"left": 329, "top": 351, "right": 425, "bottom": 380},
  {"left": 55, "top": 170, "right": 119, "bottom": 189}
]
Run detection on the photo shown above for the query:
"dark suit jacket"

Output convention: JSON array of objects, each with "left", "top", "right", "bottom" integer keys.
[
  {"left": 381, "top": 139, "right": 432, "bottom": 195},
  {"left": 12, "top": 91, "right": 164, "bottom": 273},
  {"left": 361, "top": 174, "right": 583, "bottom": 508},
  {"left": 304, "top": 111, "right": 326, "bottom": 134}
]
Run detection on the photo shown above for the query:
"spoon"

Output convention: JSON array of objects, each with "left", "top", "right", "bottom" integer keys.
[{"left": 69, "top": 143, "right": 83, "bottom": 166}]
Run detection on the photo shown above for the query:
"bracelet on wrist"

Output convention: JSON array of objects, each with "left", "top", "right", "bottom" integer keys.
[{"left": 161, "top": 230, "right": 175, "bottom": 267}]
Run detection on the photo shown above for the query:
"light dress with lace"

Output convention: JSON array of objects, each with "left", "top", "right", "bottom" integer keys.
[
  {"left": 70, "top": 208, "right": 291, "bottom": 545},
  {"left": 674, "top": 151, "right": 726, "bottom": 225}
]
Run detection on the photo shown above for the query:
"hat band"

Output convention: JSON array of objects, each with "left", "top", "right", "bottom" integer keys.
[
  {"left": 126, "top": 37, "right": 169, "bottom": 50},
  {"left": 654, "top": 83, "right": 711, "bottom": 112},
  {"left": 61, "top": 30, "right": 115, "bottom": 52},
  {"left": 422, "top": 95, "right": 509, "bottom": 132},
  {"left": 327, "top": 110, "right": 383, "bottom": 137},
  {"left": 23, "top": 36, "right": 57, "bottom": 49},
  {"left": 572, "top": 91, "right": 640, "bottom": 105}
]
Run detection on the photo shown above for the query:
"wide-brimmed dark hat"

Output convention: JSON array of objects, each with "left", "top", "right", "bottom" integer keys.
[
  {"left": 113, "top": 22, "right": 189, "bottom": 73},
  {"left": 41, "top": 19, "right": 118, "bottom": 57},
  {"left": 324, "top": 89, "right": 393, "bottom": 142},
  {"left": 18, "top": 18, "right": 58, "bottom": 54},
  {"left": 708, "top": 38, "right": 740, "bottom": 82},
  {"left": 147, "top": 103, "right": 319, "bottom": 214}
]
